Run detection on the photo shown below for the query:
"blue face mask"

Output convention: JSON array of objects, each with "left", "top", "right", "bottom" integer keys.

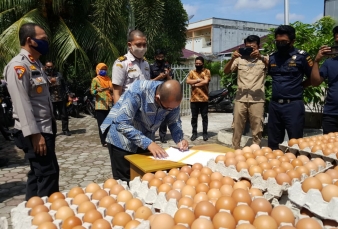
[
  {"left": 31, "top": 38, "right": 49, "bottom": 55},
  {"left": 99, "top": 70, "right": 107, "bottom": 76}
]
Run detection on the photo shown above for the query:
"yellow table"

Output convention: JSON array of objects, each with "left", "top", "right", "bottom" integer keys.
[{"left": 125, "top": 143, "right": 234, "bottom": 180}]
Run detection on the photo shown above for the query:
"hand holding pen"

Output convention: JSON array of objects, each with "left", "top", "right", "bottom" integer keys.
[{"left": 178, "top": 135, "right": 189, "bottom": 151}]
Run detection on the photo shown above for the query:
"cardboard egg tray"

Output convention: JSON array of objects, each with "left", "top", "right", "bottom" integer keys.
[
  {"left": 288, "top": 182, "right": 338, "bottom": 223},
  {"left": 279, "top": 141, "right": 338, "bottom": 163},
  {"left": 10, "top": 181, "right": 152, "bottom": 229}
]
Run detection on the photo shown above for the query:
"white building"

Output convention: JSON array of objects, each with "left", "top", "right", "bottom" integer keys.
[
  {"left": 324, "top": 0, "right": 338, "bottom": 21},
  {"left": 185, "top": 17, "right": 278, "bottom": 56}
]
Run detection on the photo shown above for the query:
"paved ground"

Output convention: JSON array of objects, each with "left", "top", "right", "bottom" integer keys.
[{"left": 0, "top": 112, "right": 234, "bottom": 228}]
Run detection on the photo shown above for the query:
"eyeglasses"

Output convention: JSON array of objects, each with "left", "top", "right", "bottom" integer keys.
[{"left": 274, "top": 40, "right": 290, "bottom": 45}]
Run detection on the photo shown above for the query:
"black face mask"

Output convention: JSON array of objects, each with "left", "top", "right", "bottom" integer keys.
[
  {"left": 45, "top": 68, "right": 54, "bottom": 75},
  {"left": 195, "top": 65, "right": 203, "bottom": 71},
  {"left": 156, "top": 59, "right": 165, "bottom": 65},
  {"left": 276, "top": 43, "right": 291, "bottom": 55}
]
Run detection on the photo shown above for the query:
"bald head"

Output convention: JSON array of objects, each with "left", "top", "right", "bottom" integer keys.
[
  {"left": 158, "top": 80, "right": 182, "bottom": 103},
  {"left": 128, "top": 30, "right": 146, "bottom": 42}
]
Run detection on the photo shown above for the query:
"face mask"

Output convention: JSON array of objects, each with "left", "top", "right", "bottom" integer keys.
[
  {"left": 195, "top": 65, "right": 203, "bottom": 71},
  {"left": 99, "top": 70, "right": 107, "bottom": 76},
  {"left": 45, "top": 68, "right": 54, "bottom": 75},
  {"left": 31, "top": 38, "right": 49, "bottom": 55},
  {"left": 131, "top": 45, "right": 147, "bottom": 59},
  {"left": 276, "top": 43, "right": 291, "bottom": 55},
  {"left": 156, "top": 59, "right": 165, "bottom": 64}
]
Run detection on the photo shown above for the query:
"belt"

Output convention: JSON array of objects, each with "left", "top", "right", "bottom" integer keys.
[{"left": 272, "top": 98, "right": 301, "bottom": 104}]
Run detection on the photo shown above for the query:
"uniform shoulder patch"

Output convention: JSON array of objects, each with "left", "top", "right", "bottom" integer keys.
[
  {"left": 14, "top": 66, "right": 26, "bottom": 79},
  {"left": 118, "top": 56, "right": 127, "bottom": 61},
  {"left": 143, "top": 57, "right": 147, "bottom": 61},
  {"left": 297, "top": 50, "right": 308, "bottom": 55},
  {"left": 115, "top": 63, "right": 123, "bottom": 68}
]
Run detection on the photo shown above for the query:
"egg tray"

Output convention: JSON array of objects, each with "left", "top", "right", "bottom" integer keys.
[
  {"left": 288, "top": 182, "right": 338, "bottom": 223},
  {"left": 279, "top": 141, "right": 338, "bottom": 163},
  {"left": 10, "top": 181, "right": 152, "bottom": 229}
]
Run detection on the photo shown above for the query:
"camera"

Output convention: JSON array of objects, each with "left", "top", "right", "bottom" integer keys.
[
  {"left": 239, "top": 47, "right": 253, "bottom": 57},
  {"left": 325, "top": 46, "right": 338, "bottom": 55}
]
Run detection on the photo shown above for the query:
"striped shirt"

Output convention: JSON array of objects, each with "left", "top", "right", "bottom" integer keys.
[{"left": 101, "top": 80, "right": 183, "bottom": 152}]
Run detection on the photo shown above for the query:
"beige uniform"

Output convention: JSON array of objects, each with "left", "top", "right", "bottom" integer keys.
[
  {"left": 231, "top": 56, "right": 268, "bottom": 149},
  {"left": 3, "top": 49, "right": 54, "bottom": 137},
  {"left": 112, "top": 51, "right": 150, "bottom": 94}
]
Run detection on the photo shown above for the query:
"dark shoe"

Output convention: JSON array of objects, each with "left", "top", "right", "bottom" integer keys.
[
  {"left": 160, "top": 137, "right": 167, "bottom": 143},
  {"left": 203, "top": 133, "right": 208, "bottom": 141},
  {"left": 0, "top": 158, "right": 9, "bottom": 167},
  {"left": 190, "top": 133, "right": 197, "bottom": 141},
  {"left": 63, "top": 131, "right": 71, "bottom": 136}
]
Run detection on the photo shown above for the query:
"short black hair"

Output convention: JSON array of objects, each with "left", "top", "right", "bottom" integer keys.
[
  {"left": 127, "top": 30, "right": 146, "bottom": 42},
  {"left": 155, "top": 49, "right": 166, "bottom": 56},
  {"left": 19, "top": 23, "right": 42, "bottom": 46},
  {"left": 195, "top": 56, "right": 204, "bottom": 64},
  {"left": 333, "top": 26, "right": 338, "bottom": 36},
  {"left": 244, "top": 35, "right": 260, "bottom": 46},
  {"left": 274, "top": 25, "right": 296, "bottom": 40}
]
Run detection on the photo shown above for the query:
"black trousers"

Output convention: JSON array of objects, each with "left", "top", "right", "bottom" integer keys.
[
  {"left": 268, "top": 100, "right": 304, "bottom": 150},
  {"left": 13, "top": 122, "right": 59, "bottom": 200},
  {"left": 107, "top": 144, "right": 147, "bottom": 182},
  {"left": 191, "top": 102, "right": 208, "bottom": 134},
  {"left": 52, "top": 100, "right": 69, "bottom": 132},
  {"left": 159, "top": 121, "right": 167, "bottom": 139},
  {"left": 95, "top": 110, "right": 110, "bottom": 145},
  {"left": 322, "top": 114, "right": 338, "bottom": 134}
]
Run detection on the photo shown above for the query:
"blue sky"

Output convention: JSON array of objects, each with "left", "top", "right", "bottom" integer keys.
[{"left": 181, "top": 0, "right": 325, "bottom": 25}]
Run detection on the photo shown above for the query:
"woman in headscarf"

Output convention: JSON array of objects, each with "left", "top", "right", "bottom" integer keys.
[{"left": 91, "top": 63, "right": 113, "bottom": 147}]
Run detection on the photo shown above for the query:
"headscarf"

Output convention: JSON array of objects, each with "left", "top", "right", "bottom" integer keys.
[{"left": 95, "top": 63, "right": 112, "bottom": 90}]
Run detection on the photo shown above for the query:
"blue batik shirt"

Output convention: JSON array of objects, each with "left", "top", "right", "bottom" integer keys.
[{"left": 100, "top": 80, "right": 183, "bottom": 153}]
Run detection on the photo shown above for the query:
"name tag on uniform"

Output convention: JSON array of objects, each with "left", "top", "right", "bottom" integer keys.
[
  {"left": 289, "top": 63, "right": 297, "bottom": 66},
  {"left": 32, "top": 76, "right": 47, "bottom": 85},
  {"left": 128, "top": 69, "right": 137, "bottom": 73},
  {"left": 270, "top": 64, "right": 277, "bottom": 67}
]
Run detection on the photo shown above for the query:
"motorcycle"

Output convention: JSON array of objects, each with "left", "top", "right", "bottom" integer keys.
[
  {"left": 65, "top": 93, "right": 80, "bottom": 118},
  {"left": 208, "top": 88, "right": 233, "bottom": 112},
  {"left": 0, "top": 81, "right": 14, "bottom": 128},
  {"left": 77, "top": 88, "right": 96, "bottom": 118}
]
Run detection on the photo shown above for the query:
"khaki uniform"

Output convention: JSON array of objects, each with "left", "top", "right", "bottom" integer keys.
[
  {"left": 231, "top": 57, "right": 268, "bottom": 149},
  {"left": 112, "top": 51, "right": 150, "bottom": 94},
  {"left": 3, "top": 48, "right": 59, "bottom": 200}
]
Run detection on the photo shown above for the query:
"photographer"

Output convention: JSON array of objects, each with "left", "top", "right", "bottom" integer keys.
[
  {"left": 311, "top": 26, "right": 338, "bottom": 134},
  {"left": 224, "top": 35, "right": 268, "bottom": 149}
]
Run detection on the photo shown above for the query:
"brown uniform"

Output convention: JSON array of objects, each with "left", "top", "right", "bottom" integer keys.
[{"left": 231, "top": 56, "right": 268, "bottom": 149}]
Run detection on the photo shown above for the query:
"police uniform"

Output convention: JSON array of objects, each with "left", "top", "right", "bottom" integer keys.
[
  {"left": 268, "top": 48, "right": 313, "bottom": 149},
  {"left": 3, "top": 49, "right": 59, "bottom": 200},
  {"left": 112, "top": 51, "right": 150, "bottom": 94}
]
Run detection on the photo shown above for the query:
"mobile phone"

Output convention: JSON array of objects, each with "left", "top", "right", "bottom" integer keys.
[
  {"left": 239, "top": 47, "right": 253, "bottom": 57},
  {"left": 326, "top": 46, "right": 338, "bottom": 55}
]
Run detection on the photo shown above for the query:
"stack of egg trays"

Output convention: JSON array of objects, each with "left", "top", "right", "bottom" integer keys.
[
  {"left": 279, "top": 141, "right": 338, "bottom": 163},
  {"left": 288, "top": 182, "right": 338, "bottom": 223},
  {"left": 207, "top": 158, "right": 333, "bottom": 201},
  {"left": 11, "top": 180, "right": 152, "bottom": 229}
]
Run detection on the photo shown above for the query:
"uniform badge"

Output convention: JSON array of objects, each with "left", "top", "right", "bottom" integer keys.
[
  {"left": 116, "top": 63, "right": 123, "bottom": 68},
  {"left": 30, "top": 65, "right": 37, "bottom": 70},
  {"left": 36, "top": 86, "right": 43, "bottom": 94},
  {"left": 14, "top": 66, "right": 26, "bottom": 79},
  {"left": 28, "top": 55, "right": 35, "bottom": 62},
  {"left": 292, "top": 55, "right": 297, "bottom": 60},
  {"left": 118, "top": 56, "right": 127, "bottom": 61},
  {"left": 36, "top": 77, "right": 43, "bottom": 83},
  {"left": 145, "top": 67, "right": 149, "bottom": 71}
]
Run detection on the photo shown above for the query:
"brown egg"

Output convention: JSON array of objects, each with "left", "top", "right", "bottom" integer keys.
[
  {"left": 288, "top": 138, "right": 298, "bottom": 146},
  {"left": 297, "top": 155, "right": 310, "bottom": 164},
  {"left": 174, "top": 208, "right": 195, "bottom": 226},
  {"left": 72, "top": 193, "right": 90, "bottom": 205},
  {"left": 55, "top": 206, "right": 75, "bottom": 221},
  {"left": 276, "top": 173, "right": 292, "bottom": 185},
  {"left": 166, "top": 189, "right": 182, "bottom": 201},
  {"left": 85, "top": 183, "right": 101, "bottom": 193},
  {"left": 68, "top": 187, "right": 85, "bottom": 198},
  {"left": 296, "top": 166, "right": 310, "bottom": 176},
  {"left": 182, "top": 185, "right": 196, "bottom": 197},
  {"left": 250, "top": 143, "right": 261, "bottom": 152},
  {"left": 191, "top": 218, "right": 215, "bottom": 229},
  {"left": 142, "top": 173, "right": 155, "bottom": 182},
  {"left": 291, "top": 159, "right": 303, "bottom": 167},
  {"left": 263, "top": 169, "right": 277, "bottom": 180},
  {"left": 116, "top": 190, "right": 133, "bottom": 202},
  {"left": 231, "top": 189, "right": 252, "bottom": 205},
  {"left": 220, "top": 184, "right": 234, "bottom": 196},
  {"left": 253, "top": 215, "right": 278, "bottom": 229},
  {"left": 236, "top": 161, "right": 249, "bottom": 172},
  {"left": 154, "top": 170, "right": 167, "bottom": 178},
  {"left": 279, "top": 155, "right": 291, "bottom": 162},
  {"left": 106, "top": 203, "right": 124, "bottom": 216},
  {"left": 190, "top": 170, "right": 201, "bottom": 178},
  {"left": 249, "top": 165, "right": 263, "bottom": 176},
  {"left": 207, "top": 188, "right": 222, "bottom": 200},
  {"left": 302, "top": 177, "right": 322, "bottom": 193},
  {"left": 226, "top": 151, "right": 236, "bottom": 158},
  {"left": 27, "top": 196, "right": 44, "bottom": 208},
  {"left": 298, "top": 141, "right": 309, "bottom": 150},
  {"left": 178, "top": 196, "right": 194, "bottom": 208},
  {"left": 250, "top": 198, "right": 272, "bottom": 214},
  {"left": 215, "top": 196, "right": 237, "bottom": 213},
  {"left": 176, "top": 172, "right": 189, "bottom": 182},
  {"left": 180, "top": 166, "right": 192, "bottom": 175},
  {"left": 103, "top": 179, "right": 118, "bottom": 190},
  {"left": 246, "top": 158, "right": 258, "bottom": 166},
  {"left": 234, "top": 180, "right": 251, "bottom": 189},
  {"left": 210, "top": 180, "right": 222, "bottom": 189},
  {"left": 149, "top": 178, "right": 163, "bottom": 188},
  {"left": 91, "top": 219, "right": 111, "bottom": 229},
  {"left": 186, "top": 177, "right": 199, "bottom": 186},
  {"left": 312, "top": 158, "right": 326, "bottom": 167},
  {"left": 273, "top": 166, "right": 286, "bottom": 174},
  {"left": 287, "top": 170, "right": 301, "bottom": 180},
  {"left": 125, "top": 198, "right": 143, "bottom": 211},
  {"left": 296, "top": 218, "right": 322, "bottom": 229},
  {"left": 210, "top": 172, "right": 223, "bottom": 181},
  {"left": 151, "top": 213, "right": 175, "bottom": 229},
  {"left": 249, "top": 188, "right": 263, "bottom": 197},
  {"left": 197, "top": 174, "right": 210, "bottom": 185},
  {"left": 92, "top": 189, "right": 108, "bottom": 200},
  {"left": 135, "top": 206, "right": 153, "bottom": 219},
  {"left": 162, "top": 175, "right": 176, "bottom": 184},
  {"left": 335, "top": 165, "right": 338, "bottom": 171},
  {"left": 83, "top": 210, "right": 103, "bottom": 224},
  {"left": 72, "top": 226, "right": 86, "bottom": 229},
  {"left": 233, "top": 205, "right": 255, "bottom": 223},
  {"left": 124, "top": 220, "right": 141, "bottom": 229},
  {"left": 271, "top": 205, "right": 295, "bottom": 226},
  {"left": 265, "top": 153, "right": 276, "bottom": 160},
  {"left": 304, "top": 161, "right": 318, "bottom": 172},
  {"left": 30, "top": 205, "right": 49, "bottom": 216},
  {"left": 315, "top": 173, "right": 333, "bottom": 184},
  {"left": 196, "top": 183, "right": 209, "bottom": 193},
  {"left": 37, "top": 222, "right": 57, "bottom": 229},
  {"left": 221, "top": 176, "right": 235, "bottom": 186},
  {"left": 253, "top": 149, "right": 265, "bottom": 157},
  {"left": 273, "top": 149, "right": 284, "bottom": 157},
  {"left": 215, "top": 154, "right": 226, "bottom": 163},
  {"left": 112, "top": 212, "right": 132, "bottom": 227},
  {"left": 32, "top": 212, "right": 53, "bottom": 226},
  {"left": 212, "top": 212, "right": 236, "bottom": 229},
  {"left": 281, "top": 162, "right": 294, "bottom": 171},
  {"left": 200, "top": 167, "right": 212, "bottom": 175},
  {"left": 50, "top": 198, "right": 68, "bottom": 211},
  {"left": 192, "top": 163, "right": 203, "bottom": 170},
  {"left": 321, "top": 184, "right": 338, "bottom": 202},
  {"left": 311, "top": 145, "right": 322, "bottom": 152},
  {"left": 172, "top": 180, "right": 186, "bottom": 190},
  {"left": 110, "top": 184, "right": 125, "bottom": 195},
  {"left": 99, "top": 196, "right": 116, "bottom": 208},
  {"left": 62, "top": 216, "right": 82, "bottom": 229},
  {"left": 259, "top": 162, "right": 272, "bottom": 170},
  {"left": 262, "top": 147, "right": 273, "bottom": 154},
  {"left": 323, "top": 147, "right": 334, "bottom": 156},
  {"left": 280, "top": 226, "right": 296, "bottom": 229},
  {"left": 48, "top": 192, "right": 65, "bottom": 203},
  {"left": 194, "top": 200, "right": 217, "bottom": 219},
  {"left": 236, "top": 224, "right": 256, "bottom": 229},
  {"left": 158, "top": 183, "right": 172, "bottom": 193},
  {"left": 326, "top": 169, "right": 338, "bottom": 179},
  {"left": 193, "top": 192, "right": 209, "bottom": 204},
  {"left": 256, "top": 156, "right": 268, "bottom": 164},
  {"left": 269, "top": 159, "right": 281, "bottom": 167},
  {"left": 225, "top": 157, "right": 238, "bottom": 166},
  {"left": 235, "top": 155, "right": 247, "bottom": 162}
]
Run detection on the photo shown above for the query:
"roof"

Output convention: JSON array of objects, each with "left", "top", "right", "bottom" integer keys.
[
  {"left": 219, "top": 35, "right": 269, "bottom": 54},
  {"left": 181, "top": 48, "right": 204, "bottom": 59},
  {"left": 189, "top": 17, "right": 279, "bottom": 27}
]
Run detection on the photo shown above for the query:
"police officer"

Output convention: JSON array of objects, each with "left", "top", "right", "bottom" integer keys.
[
  {"left": 268, "top": 25, "right": 313, "bottom": 149},
  {"left": 3, "top": 23, "right": 59, "bottom": 200},
  {"left": 150, "top": 49, "right": 173, "bottom": 143},
  {"left": 112, "top": 30, "right": 150, "bottom": 104}
]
